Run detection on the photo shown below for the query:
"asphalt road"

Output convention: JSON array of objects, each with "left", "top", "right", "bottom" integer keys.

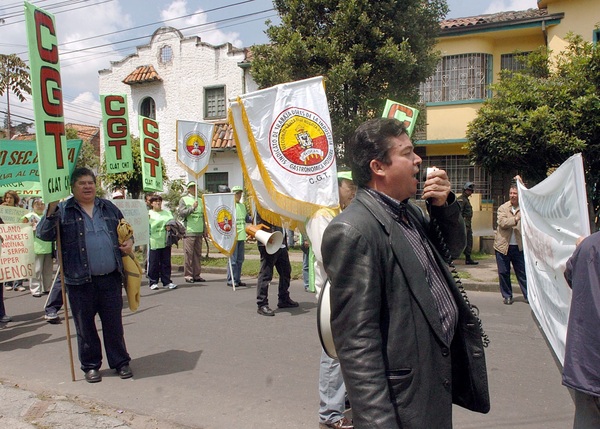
[{"left": 0, "top": 270, "right": 574, "bottom": 428}]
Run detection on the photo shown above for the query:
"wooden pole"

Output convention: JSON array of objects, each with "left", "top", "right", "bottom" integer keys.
[{"left": 55, "top": 220, "right": 76, "bottom": 382}]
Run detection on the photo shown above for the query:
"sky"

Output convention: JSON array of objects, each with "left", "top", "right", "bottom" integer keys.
[{"left": 0, "top": 0, "right": 538, "bottom": 128}]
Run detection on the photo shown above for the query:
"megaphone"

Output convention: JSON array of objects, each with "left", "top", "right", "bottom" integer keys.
[{"left": 246, "top": 224, "right": 283, "bottom": 255}]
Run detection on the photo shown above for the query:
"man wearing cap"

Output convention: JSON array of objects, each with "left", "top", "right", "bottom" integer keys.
[
  {"left": 457, "top": 182, "right": 478, "bottom": 265},
  {"left": 178, "top": 181, "right": 206, "bottom": 283},
  {"left": 227, "top": 186, "right": 251, "bottom": 287}
]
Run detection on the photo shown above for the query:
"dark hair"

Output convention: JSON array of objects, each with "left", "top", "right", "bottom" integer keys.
[
  {"left": 346, "top": 118, "right": 408, "bottom": 188},
  {"left": 3, "top": 190, "right": 20, "bottom": 207},
  {"left": 70, "top": 167, "right": 96, "bottom": 187},
  {"left": 149, "top": 195, "right": 163, "bottom": 204}
]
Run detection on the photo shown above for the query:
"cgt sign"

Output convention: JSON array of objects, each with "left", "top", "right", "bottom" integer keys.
[
  {"left": 101, "top": 94, "right": 133, "bottom": 174},
  {"left": 138, "top": 115, "right": 163, "bottom": 192},
  {"left": 25, "top": 2, "right": 70, "bottom": 203}
]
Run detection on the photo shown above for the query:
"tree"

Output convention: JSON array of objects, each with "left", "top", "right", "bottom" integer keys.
[
  {"left": 101, "top": 136, "right": 168, "bottom": 199},
  {"left": 466, "top": 34, "right": 600, "bottom": 227},
  {"left": 0, "top": 54, "right": 31, "bottom": 140},
  {"left": 250, "top": 0, "right": 448, "bottom": 159}
]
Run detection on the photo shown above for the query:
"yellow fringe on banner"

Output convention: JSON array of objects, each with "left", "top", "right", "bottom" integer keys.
[{"left": 237, "top": 97, "right": 340, "bottom": 220}]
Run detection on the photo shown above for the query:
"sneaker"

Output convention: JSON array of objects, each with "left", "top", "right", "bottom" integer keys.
[
  {"left": 319, "top": 417, "right": 354, "bottom": 429},
  {"left": 163, "top": 283, "right": 177, "bottom": 289},
  {"left": 16, "top": 286, "right": 26, "bottom": 292},
  {"left": 4, "top": 286, "right": 12, "bottom": 291},
  {"left": 0, "top": 315, "right": 11, "bottom": 323},
  {"left": 149, "top": 284, "right": 159, "bottom": 290},
  {"left": 44, "top": 312, "right": 60, "bottom": 323}
]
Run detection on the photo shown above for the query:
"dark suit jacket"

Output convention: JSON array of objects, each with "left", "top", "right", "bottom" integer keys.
[{"left": 322, "top": 189, "right": 489, "bottom": 429}]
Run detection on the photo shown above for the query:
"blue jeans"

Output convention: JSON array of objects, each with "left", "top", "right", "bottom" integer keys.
[
  {"left": 495, "top": 245, "right": 528, "bottom": 299},
  {"left": 319, "top": 349, "right": 346, "bottom": 424},
  {"left": 302, "top": 247, "right": 309, "bottom": 289},
  {"left": 67, "top": 271, "right": 130, "bottom": 372},
  {"left": 227, "top": 240, "right": 245, "bottom": 284},
  {"left": 45, "top": 270, "right": 63, "bottom": 315}
]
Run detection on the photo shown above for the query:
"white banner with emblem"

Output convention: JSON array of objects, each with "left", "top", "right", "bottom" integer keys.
[
  {"left": 232, "top": 76, "right": 339, "bottom": 222},
  {"left": 176, "top": 120, "right": 214, "bottom": 179},
  {"left": 202, "top": 193, "right": 236, "bottom": 257}
]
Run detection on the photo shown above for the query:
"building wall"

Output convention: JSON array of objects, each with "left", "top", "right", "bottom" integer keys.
[
  {"left": 99, "top": 27, "right": 248, "bottom": 189},
  {"left": 542, "top": 0, "right": 599, "bottom": 53}
]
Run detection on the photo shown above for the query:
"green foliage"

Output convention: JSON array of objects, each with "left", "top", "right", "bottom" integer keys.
[
  {"left": 251, "top": 0, "right": 448, "bottom": 158},
  {"left": 101, "top": 136, "right": 168, "bottom": 199},
  {"left": 66, "top": 126, "right": 101, "bottom": 172},
  {"left": 0, "top": 54, "right": 31, "bottom": 139},
  {"left": 161, "top": 179, "right": 187, "bottom": 215},
  {"left": 467, "top": 35, "right": 600, "bottom": 224}
]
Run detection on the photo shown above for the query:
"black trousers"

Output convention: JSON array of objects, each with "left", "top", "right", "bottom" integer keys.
[
  {"left": 67, "top": 271, "right": 130, "bottom": 372},
  {"left": 256, "top": 246, "right": 291, "bottom": 307}
]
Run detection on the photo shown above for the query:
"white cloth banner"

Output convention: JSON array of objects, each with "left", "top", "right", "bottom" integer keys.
[
  {"left": 229, "top": 101, "right": 305, "bottom": 229},
  {"left": 176, "top": 120, "right": 214, "bottom": 178},
  {"left": 235, "top": 76, "right": 339, "bottom": 219},
  {"left": 202, "top": 193, "right": 236, "bottom": 257},
  {"left": 0, "top": 224, "right": 35, "bottom": 282},
  {"left": 518, "top": 153, "right": 590, "bottom": 365},
  {"left": 112, "top": 199, "right": 150, "bottom": 247}
]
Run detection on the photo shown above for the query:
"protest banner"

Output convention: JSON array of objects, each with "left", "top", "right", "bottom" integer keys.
[
  {"left": 0, "top": 139, "right": 82, "bottom": 186},
  {"left": 229, "top": 100, "right": 305, "bottom": 229},
  {"left": 101, "top": 94, "right": 133, "bottom": 174},
  {"left": 518, "top": 153, "right": 590, "bottom": 365},
  {"left": 176, "top": 120, "right": 213, "bottom": 179},
  {"left": 138, "top": 115, "right": 163, "bottom": 192},
  {"left": 234, "top": 76, "right": 339, "bottom": 221},
  {"left": 0, "top": 205, "right": 29, "bottom": 224},
  {"left": 112, "top": 199, "right": 149, "bottom": 247},
  {"left": 382, "top": 100, "right": 419, "bottom": 138},
  {"left": 0, "top": 223, "right": 35, "bottom": 282},
  {"left": 202, "top": 193, "right": 236, "bottom": 256},
  {"left": 25, "top": 2, "right": 70, "bottom": 203},
  {"left": 0, "top": 182, "right": 42, "bottom": 197}
]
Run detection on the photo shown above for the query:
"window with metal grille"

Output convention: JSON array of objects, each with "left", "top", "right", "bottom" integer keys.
[
  {"left": 204, "top": 86, "right": 226, "bottom": 119},
  {"left": 419, "top": 53, "right": 492, "bottom": 103},
  {"left": 416, "top": 155, "right": 491, "bottom": 201},
  {"left": 204, "top": 172, "right": 229, "bottom": 193},
  {"left": 140, "top": 97, "right": 156, "bottom": 119},
  {"left": 500, "top": 52, "right": 531, "bottom": 72},
  {"left": 159, "top": 45, "right": 173, "bottom": 64}
]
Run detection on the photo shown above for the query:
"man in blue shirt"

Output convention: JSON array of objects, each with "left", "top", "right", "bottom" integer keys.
[{"left": 37, "top": 168, "right": 134, "bottom": 383}]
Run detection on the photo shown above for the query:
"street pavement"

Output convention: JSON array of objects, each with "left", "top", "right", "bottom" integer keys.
[{"left": 0, "top": 255, "right": 574, "bottom": 428}]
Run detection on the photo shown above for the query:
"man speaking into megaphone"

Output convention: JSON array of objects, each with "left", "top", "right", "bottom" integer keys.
[{"left": 253, "top": 214, "right": 299, "bottom": 317}]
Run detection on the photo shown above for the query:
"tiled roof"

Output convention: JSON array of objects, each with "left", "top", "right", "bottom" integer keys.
[
  {"left": 211, "top": 121, "right": 235, "bottom": 149},
  {"left": 441, "top": 8, "right": 549, "bottom": 30},
  {"left": 65, "top": 123, "right": 100, "bottom": 142},
  {"left": 122, "top": 65, "right": 163, "bottom": 85}
]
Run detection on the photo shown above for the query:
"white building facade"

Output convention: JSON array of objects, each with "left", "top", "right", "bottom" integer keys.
[{"left": 98, "top": 27, "right": 258, "bottom": 191}]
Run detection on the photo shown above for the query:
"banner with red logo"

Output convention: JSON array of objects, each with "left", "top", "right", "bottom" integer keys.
[
  {"left": 382, "top": 99, "right": 419, "bottom": 138},
  {"left": 138, "top": 115, "right": 163, "bottom": 192},
  {"left": 202, "top": 193, "right": 236, "bottom": 257},
  {"left": 101, "top": 94, "right": 133, "bottom": 174},
  {"left": 25, "top": 2, "right": 70, "bottom": 203},
  {"left": 229, "top": 101, "right": 304, "bottom": 229},
  {"left": 0, "top": 224, "right": 35, "bottom": 282},
  {"left": 176, "top": 120, "right": 214, "bottom": 179},
  {"left": 233, "top": 76, "right": 339, "bottom": 220}
]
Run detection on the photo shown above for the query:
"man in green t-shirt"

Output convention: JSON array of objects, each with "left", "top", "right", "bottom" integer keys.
[
  {"left": 178, "top": 181, "right": 206, "bottom": 283},
  {"left": 226, "top": 186, "right": 251, "bottom": 287}
]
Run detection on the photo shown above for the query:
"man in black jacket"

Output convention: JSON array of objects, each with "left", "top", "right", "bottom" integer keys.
[{"left": 322, "top": 118, "right": 489, "bottom": 428}]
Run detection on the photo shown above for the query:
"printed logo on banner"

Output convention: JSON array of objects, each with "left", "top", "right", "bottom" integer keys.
[
  {"left": 213, "top": 206, "right": 234, "bottom": 236},
  {"left": 183, "top": 131, "right": 209, "bottom": 160},
  {"left": 269, "top": 107, "right": 334, "bottom": 175}
]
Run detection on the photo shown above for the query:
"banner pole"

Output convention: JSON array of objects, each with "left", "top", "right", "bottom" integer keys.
[
  {"left": 55, "top": 219, "right": 76, "bottom": 382},
  {"left": 228, "top": 257, "right": 236, "bottom": 291}
]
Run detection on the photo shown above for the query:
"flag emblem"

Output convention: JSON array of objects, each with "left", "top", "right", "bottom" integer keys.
[
  {"left": 184, "top": 132, "right": 208, "bottom": 159},
  {"left": 269, "top": 107, "right": 334, "bottom": 175},
  {"left": 214, "top": 206, "right": 234, "bottom": 236}
]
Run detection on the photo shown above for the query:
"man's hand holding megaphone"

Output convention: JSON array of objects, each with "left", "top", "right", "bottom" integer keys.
[{"left": 246, "top": 224, "right": 284, "bottom": 255}]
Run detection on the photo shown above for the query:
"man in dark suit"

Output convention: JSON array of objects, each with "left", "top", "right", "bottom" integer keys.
[{"left": 322, "top": 118, "right": 489, "bottom": 428}]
